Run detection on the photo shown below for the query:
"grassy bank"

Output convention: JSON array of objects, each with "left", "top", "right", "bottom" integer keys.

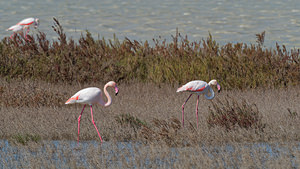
[
  {"left": 0, "top": 79, "right": 299, "bottom": 168},
  {"left": 0, "top": 79, "right": 299, "bottom": 145},
  {"left": 0, "top": 18, "right": 299, "bottom": 89}
]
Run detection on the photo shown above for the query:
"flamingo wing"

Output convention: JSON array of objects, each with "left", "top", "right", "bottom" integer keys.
[
  {"left": 176, "top": 80, "right": 207, "bottom": 92},
  {"left": 17, "top": 18, "right": 35, "bottom": 25}
]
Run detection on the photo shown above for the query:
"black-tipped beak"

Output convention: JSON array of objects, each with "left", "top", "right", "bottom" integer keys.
[
  {"left": 115, "top": 86, "right": 119, "bottom": 96},
  {"left": 217, "top": 83, "right": 221, "bottom": 93}
]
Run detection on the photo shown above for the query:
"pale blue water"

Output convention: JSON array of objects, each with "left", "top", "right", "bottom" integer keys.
[
  {"left": 0, "top": 140, "right": 299, "bottom": 168},
  {"left": 0, "top": 0, "right": 300, "bottom": 49}
]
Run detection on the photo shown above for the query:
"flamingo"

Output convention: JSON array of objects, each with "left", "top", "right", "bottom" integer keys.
[
  {"left": 16, "top": 17, "right": 39, "bottom": 39},
  {"left": 6, "top": 24, "right": 23, "bottom": 39},
  {"left": 65, "top": 81, "right": 119, "bottom": 144},
  {"left": 176, "top": 79, "right": 221, "bottom": 128}
]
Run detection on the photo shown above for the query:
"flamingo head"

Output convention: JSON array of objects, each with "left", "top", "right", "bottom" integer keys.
[
  {"left": 209, "top": 79, "right": 221, "bottom": 93},
  {"left": 107, "top": 81, "right": 119, "bottom": 96},
  {"left": 34, "top": 18, "right": 40, "bottom": 28}
]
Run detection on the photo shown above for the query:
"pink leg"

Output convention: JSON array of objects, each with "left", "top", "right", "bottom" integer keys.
[
  {"left": 181, "top": 94, "right": 193, "bottom": 127},
  {"left": 25, "top": 28, "right": 30, "bottom": 40},
  {"left": 196, "top": 95, "right": 199, "bottom": 128},
  {"left": 77, "top": 104, "right": 86, "bottom": 145},
  {"left": 90, "top": 105, "right": 103, "bottom": 143},
  {"left": 10, "top": 33, "right": 15, "bottom": 39}
]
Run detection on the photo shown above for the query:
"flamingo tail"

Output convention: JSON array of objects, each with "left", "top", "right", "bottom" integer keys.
[
  {"left": 176, "top": 86, "right": 185, "bottom": 92},
  {"left": 65, "top": 95, "right": 80, "bottom": 104}
]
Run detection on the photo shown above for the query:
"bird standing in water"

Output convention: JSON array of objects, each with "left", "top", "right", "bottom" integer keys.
[{"left": 177, "top": 79, "right": 221, "bottom": 128}]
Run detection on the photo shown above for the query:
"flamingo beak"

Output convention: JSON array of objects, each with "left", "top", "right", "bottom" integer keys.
[
  {"left": 217, "top": 83, "right": 221, "bottom": 93},
  {"left": 115, "top": 86, "right": 119, "bottom": 96}
]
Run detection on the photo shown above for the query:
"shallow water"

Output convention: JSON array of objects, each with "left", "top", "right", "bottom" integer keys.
[
  {"left": 0, "top": 140, "right": 299, "bottom": 168},
  {"left": 1, "top": 0, "right": 300, "bottom": 49}
]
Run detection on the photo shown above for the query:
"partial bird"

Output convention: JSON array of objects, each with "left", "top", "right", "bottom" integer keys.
[
  {"left": 6, "top": 24, "right": 23, "bottom": 39},
  {"left": 65, "top": 81, "right": 119, "bottom": 144},
  {"left": 176, "top": 79, "right": 221, "bottom": 128},
  {"left": 16, "top": 17, "right": 39, "bottom": 39}
]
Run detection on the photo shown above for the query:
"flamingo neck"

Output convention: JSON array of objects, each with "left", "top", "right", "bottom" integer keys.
[
  {"left": 205, "top": 86, "right": 215, "bottom": 100},
  {"left": 103, "top": 83, "right": 112, "bottom": 107}
]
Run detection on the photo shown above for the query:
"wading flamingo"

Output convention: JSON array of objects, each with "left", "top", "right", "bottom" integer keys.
[
  {"left": 6, "top": 25, "right": 23, "bottom": 39},
  {"left": 176, "top": 79, "right": 221, "bottom": 128},
  {"left": 17, "top": 17, "right": 39, "bottom": 39},
  {"left": 65, "top": 81, "right": 119, "bottom": 144}
]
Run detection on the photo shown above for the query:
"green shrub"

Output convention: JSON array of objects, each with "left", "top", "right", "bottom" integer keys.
[{"left": 12, "top": 133, "right": 41, "bottom": 145}]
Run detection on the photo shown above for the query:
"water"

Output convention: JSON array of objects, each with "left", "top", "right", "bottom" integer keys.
[
  {"left": 0, "top": 0, "right": 300, "bottom": 49},
  {"left": 0, "top": 140, "right": 299, "bottom": 168}
]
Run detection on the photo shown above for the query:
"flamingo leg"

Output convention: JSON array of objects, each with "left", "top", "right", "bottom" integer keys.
[
  {"left": 10, "top": 33, "right": 15, "bottom": 39},
  {"left": 24, "top": 28, "right": 30, "bottom": 41},
  {"left": 181, "top": 94, "right": 193, "bottom": 127},
  {"left": 196, "top": 95, "right": 199, "bottom": 128},
  {"left": 90, "top": 105, "right": 103, "bottom": 143},
  {"left": 77, "top": 104, "right": 86, "bottom": 145}
]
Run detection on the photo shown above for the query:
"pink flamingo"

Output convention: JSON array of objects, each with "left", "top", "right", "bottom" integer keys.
[
  {"left": 65, "top": 81, "right": 119, "bottom": 144},
  {"left": 6, "top": 24, "right": 23, "bottom": 39},
  {"left": 176, "top": 79, "right": 221, "bottom": 128},
  {"left": 16, "top": 17, "right": 39, "bottom": 39}
]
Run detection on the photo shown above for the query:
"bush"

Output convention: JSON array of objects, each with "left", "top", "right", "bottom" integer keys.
[
  {"left": 207, "top": 98, "right": 265, "bottom": 131},
  {"left": 0, "top": 18, "right": 299, "bottom": 89}
]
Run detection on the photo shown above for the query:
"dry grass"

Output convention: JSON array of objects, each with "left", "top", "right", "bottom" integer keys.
[
  {"left": 0, "top": 78, "right": 299, "bottom": 145},
  {"left": 0, "top": 79, "right": 299, "bottom": 168}
]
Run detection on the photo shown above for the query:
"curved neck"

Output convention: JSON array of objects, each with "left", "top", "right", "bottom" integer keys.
[
  {"left": 103, "top": 83, "right": 112, "bottom": 107},
  {"left": 205, "top": 86, "right": 215, "bottom": 100}
]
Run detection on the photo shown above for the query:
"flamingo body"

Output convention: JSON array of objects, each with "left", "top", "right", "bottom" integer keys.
[
  {"left": 177, "top": 79, "right": 221, "bottom": 128},
  {"left": 177, "top": 80, "right": 208, "bottom": 93},
  {"left": 65, "top": 81, "right": 119, "bottom": 144},
  {"left": 65, "top": 87, "right": 104, "bottom": 105},
  {"left": 17, "top": 17, "right": 39, "bottom": 28}
]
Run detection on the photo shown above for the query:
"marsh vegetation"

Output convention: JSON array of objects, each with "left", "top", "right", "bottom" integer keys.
[{"left": 0, "top": 18, "right": 299, "bottom": 168}]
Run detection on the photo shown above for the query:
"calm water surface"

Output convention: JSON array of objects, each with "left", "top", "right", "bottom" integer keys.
[{"left": 1, "top": 0, "right": 300, "bottom": 49}]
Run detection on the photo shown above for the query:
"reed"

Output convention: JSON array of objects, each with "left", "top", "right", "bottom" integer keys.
[{"left": 0, "top": 18, "right": 299, "bottom": 89}]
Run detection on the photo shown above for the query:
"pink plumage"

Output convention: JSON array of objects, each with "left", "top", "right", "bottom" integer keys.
[
  {"left": 65, "top": 81, "right": 119, "bottom": 144},
  {"left": 6, "top": 25, "right": 23, "bottom": 39},
  {"left": 176, "top": 80, "right": 207, "bottom": 93},
  {"left": 177, "top": 79, "right": 221, "bottom": 128},
  {"left": 17, "top": 17, "right": 39, "bottom": 28},
  {"left": 6, "top": 17, "right": 40, "bottom": 40}
]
